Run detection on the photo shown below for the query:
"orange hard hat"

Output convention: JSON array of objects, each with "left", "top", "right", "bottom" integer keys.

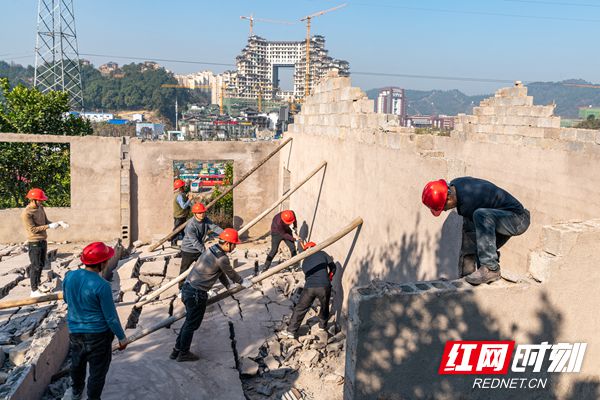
[
  {"left": 281, "top": 210, "right": 295, "bottom": 225},
  {"left": 422, "top": 179, "right": 448, "bottom": 217},
  {"left": 302, "top": 241, "right": 316, "bottom": 251},
  {"left": 26, "top": 188, "right": 48, "bottom": 201},
  {"left": 173, "top": 179, "right": 185, "bottom": 190},
  {"left": 219, "top": 228, "right": 242, "bottom": 244},
  {"left": 192, "top": 203, "right": 207, "bottom": 214},
  {"left": 80, "top": 242, "right": 115, "bottom": 265}
]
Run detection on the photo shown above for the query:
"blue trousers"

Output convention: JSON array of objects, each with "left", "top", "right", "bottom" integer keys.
[{"left": 461, "top": 208, "right": 530, "bottom": 271}]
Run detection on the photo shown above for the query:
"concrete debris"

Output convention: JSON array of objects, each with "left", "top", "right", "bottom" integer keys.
[
  {"left": 8, "top": 339, "right": 33, "bottom": 366},
  {"left": 238, "top": 356, "right": 260, "bottom": 376},
  {"left": 132, "top": 240, "right": 146, "bottom": 248},
  {"left": 0, "top": 371, "right": 8, "bottom": 385},
  {"left": 140, "top": 260, "right": 166, "bottom": 276},
  {"left": 299, "top": 349, "right": 319, "bottom": 367},
  {"left": 263, "top": 354, "right": 280, "bottom": 371},
  {"left": 138, "top": 274, "right": 163, "bottom": 287}
]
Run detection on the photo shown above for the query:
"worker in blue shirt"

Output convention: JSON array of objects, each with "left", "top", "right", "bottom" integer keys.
[
  {"left": 63, "top": 242, "right": 128, "bottom": 400},
  {"left": 422, "top": 177, "right": 530, "bottom": 285},
  {"left": 172, "top": 179, "right": 193, "bottom": 247}
]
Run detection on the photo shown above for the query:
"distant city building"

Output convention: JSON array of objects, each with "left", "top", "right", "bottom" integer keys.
[
  {"left": 80, "top": 59, "right": 91, "bottom": 66},
  {"left": 141, "top": 61, "right": 160, "bottom": 72},
  {"left": 136, "top": 123, "right": 164, "bottom": 140},
  {"left": 131, "top": 113, "right": 144, "bottom": 122},
  {"left": 80, "top": 112, "right": 114, "bottom": 123},
  {"left": 579, "top": 106, "right": 600, "bottom": 120},
  {"left": 99, "top": 62, "right": 119, "bottom": 76},
  {"left": 405, "top": 115, "right": 455, "bottom": 130},
  {"left": 228, "top": 35, "right": 349, "bottom": 101},
  {"left": 375, "top": 87, "right": 406, "bottom": 122}
]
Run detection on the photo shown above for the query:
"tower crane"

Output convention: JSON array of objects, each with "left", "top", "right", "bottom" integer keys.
[
  {"left": 300, "top": 3, "right": 347, "bottom": 99},
  {"left": 240, "top": 14, "right": 294, "bottom": 36}
]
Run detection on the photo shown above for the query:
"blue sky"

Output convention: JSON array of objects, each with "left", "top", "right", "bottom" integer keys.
[{"left": 1, "top": 0, "right": 598, "bottom": 95}]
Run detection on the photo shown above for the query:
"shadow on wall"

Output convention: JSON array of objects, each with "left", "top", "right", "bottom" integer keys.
[
  {"left": 352, "top": 287, "right": 599, "bottom": 400},
  {"left": 349, "top": 211, "right": 462, "bottom": 289}
]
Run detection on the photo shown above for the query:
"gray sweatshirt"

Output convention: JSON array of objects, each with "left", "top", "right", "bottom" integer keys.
[
  {"left": 181, "top": 216, "right": 223, "bottom": 254},
  {"left": 186, "top": 244, "right": 243, "bottom": 291}
]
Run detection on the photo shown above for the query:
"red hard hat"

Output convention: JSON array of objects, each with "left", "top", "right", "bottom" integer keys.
[
  {"left": 25, "top": 188, "right": 48, "bottom": 201},
  {"left": 173, "top": 179, "right": 185, "bottom": 190},
  {"left": 192, "top": 203, "right": 207, "bottom": 214},
  {"left": 302, "top": 241, "right": 316, "bottom": 251},
  {"left": 422, "top": 179, "right": 448, "bottom": 217},
  {"left": 219, "top": 228, "right": 241, "bottom": 244},
  {"left": 281, "top": 210, "right": 295, "bottom": 225},
  {"left": 80, "top": 242, "right": 115, "bottom": 265}
]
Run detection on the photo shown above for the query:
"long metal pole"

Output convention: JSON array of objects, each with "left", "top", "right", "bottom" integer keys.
[
  {"left": 136, "top": 161, "right": 327, "bottom": 308},
  {"left": 114, "top": 217, "right": 363, "bottom": 350},
  {"left": 148, "top": 137, "right": 293, "bottom": 252}
]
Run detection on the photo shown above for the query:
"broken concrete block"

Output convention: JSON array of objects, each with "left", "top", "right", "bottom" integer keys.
[
  {"left": 264, "top": 354, "right": 280, "bottom": 371},
  {"left": 0, "top": 273, "right": 24, "bottom": 297},
  {"left": 122, "top": 291, "right": 139, "bottom": 303},
  {"left": 0, "top": 371, "right": 8, "bottom": 385},
  {"left": 116, "top": 258, "right": 139, "bottom": 280},
  {"left": 299, "top": 349, "right": 319, "bottom": 367},
  {"left": 165, "top": 258, "right": 181, "bottom": 279},
  {"left": 138, "top": 274, "right": 163, "bottom": 287},
  {"left": 542, "top": 224, "right": 580, "bottom": 257},
  {"left": 328, "top": 331, "right": 346, "bottom": 344},
  {"left": 140, "top": 260, "right": 166, "bottom": 276},
  {"left": 238, "top": 356, "right": 259, "bottom": 376},
  {"left": 528, "top": 251, "right": 559, "bottom": 283},
  {"left": 119, "top": 278, "right": 139, "bottom": 292},
  {"left": 326, "top": 341, "right": 344, "bottom": 353},
  {"left": 132, "top": 240, "right": 145, "bottom": 248},
  {"left": 8, "top": 339, "right": 32, "bottom": 366}
]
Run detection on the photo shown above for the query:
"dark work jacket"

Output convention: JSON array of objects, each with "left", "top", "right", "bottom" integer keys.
[
  {"left": 450, "top": 177, "right": 525, "bottom": 221},
  {"left": 271, "top": 211, "right": 297, "bottom": 242},
  {"left": 300, "top": 249, "right": 336, "bottom": 288},
  {"left": 186, "top": 245, "right": 242, "bottom": 291}
]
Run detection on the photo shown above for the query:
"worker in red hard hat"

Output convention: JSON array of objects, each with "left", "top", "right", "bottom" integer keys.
[
  {"left": 21, "top": 188, "right": 69, "bottom": 297},
  {"left": 178, "top": 203, "right": 223, "bottom": 289},
  {"left": 280, "top": 240, "right": 337, "bottom": 340},
  {"left": 422, "top": 177, "right": 530, "bottom": 285},
  {"left": 171, "top": 228, "right": 253, "bottom": 362},
  {"left": 63, "top": 242, "right": 127, "bottom": 400},
  {"left": 262, "top": 209, "right": 299, "bottom": 271},
  {"left": 172, "top": 179, "right": 193, "bottom": 247}
]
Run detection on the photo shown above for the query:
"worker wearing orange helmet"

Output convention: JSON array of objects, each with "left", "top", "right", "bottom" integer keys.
[
  {"left": 280, "top": 241, "right": 337, "bottom": 340},
  {"left": 21, "top": 188, "right": 69, "bottom": 297},
  {"left": 63, "top": 242, "right": 127, "bottom": 400},
  {"left": 178, "top": 203, "right": 224, "bottom": 288},
  {"left": 171, "top": 228, "right": 252, "bottom": 362},
  {"left": 422, "top": 177, "right": 530, "bottom": 285},
  {"left": 172, "top": 179, "right": 193, "bottom": 247},
  {"left": 262, "top": 209, "right": 299, "bottom": 271}
]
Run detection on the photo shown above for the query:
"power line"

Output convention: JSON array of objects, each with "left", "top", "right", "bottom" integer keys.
[
  {"left": 343, "top": 2, "right": 600, "bottom": 23},
  {"left": 80, "top": 53, "right": 235, "bottom": 67},
  {"left": 504, "top": 0, "right": 600, "bottom": 8}
]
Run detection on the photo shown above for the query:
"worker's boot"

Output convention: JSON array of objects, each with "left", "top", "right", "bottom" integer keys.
[
  {"left": 176, "top": 350, "right": 200, "bottom": 362},
  {"left": 262, "top": 255, "right": 274, "bottom": 272},
  {"left": 459, "top": 254, "right": 477, "bottom": 277},
  {"left": 465, "top": 266, "right": 501, "bottom": 286},
  {"left": 169, "top": 348, "right": 180, "bottom": 360}
]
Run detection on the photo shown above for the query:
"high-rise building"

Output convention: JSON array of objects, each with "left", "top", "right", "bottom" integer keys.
[
  {"left": 230, "top": 35, "right": 349, "bottom": 101},
  {"left": 375, "top": 87, "right": 406, "bottom": 122}
]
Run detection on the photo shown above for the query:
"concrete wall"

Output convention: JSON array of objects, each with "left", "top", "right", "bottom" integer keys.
[
  {"left": 0, "top": 133, "right": 123, "bottom": 243},
  {"left": 344, "top": 219, "right": 600, "bottom": 400},
  {"left": 283, "top": 74, "right": 600, "bottom": 319},
  {"left": 129, "top": 139, "right": 280, "bottom": 241},
  {"left": 0, "top": 134, "right": 281, "bottom": 243}
]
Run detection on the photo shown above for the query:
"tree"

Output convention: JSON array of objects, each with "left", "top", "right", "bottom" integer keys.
[
  {"left": 0, "top": 78, "right": 92, "bottom": 208},
  {"left": 208, "top": 162, "right": 234, "bottom": 227},
  {"left": 575, "top": 114, "right": 600, "bottom": 130}
]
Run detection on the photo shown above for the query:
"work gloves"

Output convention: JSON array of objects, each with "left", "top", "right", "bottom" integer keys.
[
  {"left": 241, "top": 278, "right": 253, "bottom": 288},
  {"left": 48, "top": 221, "right": 69, "bottom": 229},
  {"left": 207, "top": 289, "right": 218, "bottom": 297}
]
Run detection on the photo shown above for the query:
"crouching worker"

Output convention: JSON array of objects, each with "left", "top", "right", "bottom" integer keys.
[
  {"left": 263, "top": 209, "right": 299, "bottom": 271},
  {"left": 63, "top": 242, "right": 128, "bottom": 400},
  {"left": 280, "top": 241, "right": 336, "bottom": 339},
  {"left": 171, "top": 228, "right": 253, "bottom": 362}
]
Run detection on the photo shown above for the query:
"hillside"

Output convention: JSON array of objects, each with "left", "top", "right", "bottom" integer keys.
[{"left": 367, "top": 80, "right": 600, "bottom": 118}]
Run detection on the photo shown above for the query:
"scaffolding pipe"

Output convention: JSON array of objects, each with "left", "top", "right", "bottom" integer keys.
[{"left": 113, "top": 216, "right": 363, "bottom": 350}]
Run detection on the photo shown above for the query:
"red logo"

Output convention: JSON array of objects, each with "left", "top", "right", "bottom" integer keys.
[{"left": 439, "top": 341, "right": 515, "bottom": 375}]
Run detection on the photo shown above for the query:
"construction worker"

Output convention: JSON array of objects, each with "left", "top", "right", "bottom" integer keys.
[
  {"left": 21, "top": 188, "right": 68, "bottom": 297},
  {"left": 263, "top": 209, "right": 299, "bottom": 271},
  {"left": 170, "top": 228, "right": 253, "bottom": 362},
  {"left": 178, "top": 203, "right": 223, "bottom": 288},
  {"left": 63, "top": 242, "right": 127, "bottom": 400},
  {"left": 280, "top": 241, "right": 336, "bottom": 339},
  {"left": 422, "top": 177, "right": 530, "bottom": 285},
  {"left": 172, "top": 179, "right": 193, "bottom": 247}
]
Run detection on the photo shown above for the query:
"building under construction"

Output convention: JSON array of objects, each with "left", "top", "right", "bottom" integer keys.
[{"left": 228, "top": 34, "right": 349, "bottom": 101}]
